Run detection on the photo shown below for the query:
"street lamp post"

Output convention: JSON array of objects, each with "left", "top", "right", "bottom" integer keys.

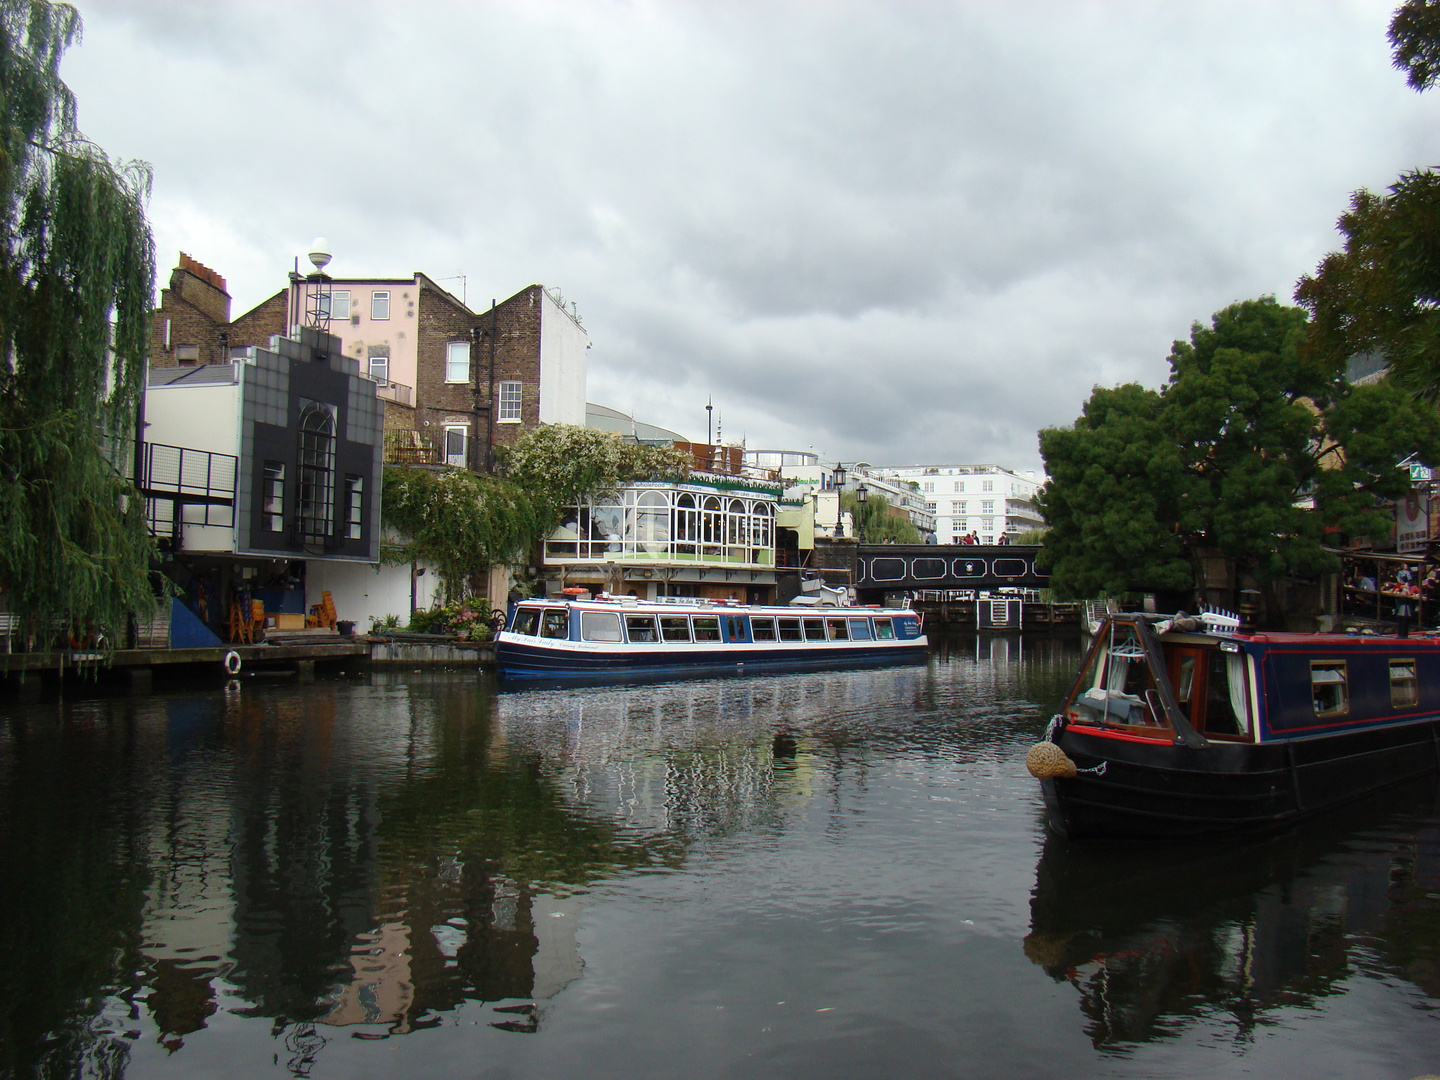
[{"left": 856, "top": 483, "right": 868, "bottom": 543}]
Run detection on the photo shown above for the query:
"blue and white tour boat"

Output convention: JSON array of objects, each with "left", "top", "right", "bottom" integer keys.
[{"left": 497, "top": 595, "right": 928, "bottom": 681}]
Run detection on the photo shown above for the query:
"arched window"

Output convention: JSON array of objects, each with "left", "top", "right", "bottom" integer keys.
[
  {"left": 675, "top": 493, "right": 697, "bottom": 556},
  {"left": 296, "top": 401, "right": 336, "bottom": 543},
  {"left": 637, "top": 490, "right": 669, "bottom": 553}
]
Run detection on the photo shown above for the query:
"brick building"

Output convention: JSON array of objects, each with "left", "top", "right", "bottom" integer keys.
[{"left": 149, "top": 253, "right": 286, "bottom": 368}]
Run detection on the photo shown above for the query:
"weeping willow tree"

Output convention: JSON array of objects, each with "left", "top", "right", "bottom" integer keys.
[{"left": 0, "top": 1, "right": 158, "bottom": 641}]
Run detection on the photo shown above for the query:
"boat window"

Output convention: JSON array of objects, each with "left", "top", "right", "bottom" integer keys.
[
  {"left": 660, "top": 616, "right": 692, "bottom": 643},
  {"left": 751, "top": 617, "right": 777, "bottom": 641},
  {"left": 692, "top": 616, "right": 721, "bottom": 642},
  {"left": 803, "top": 618, "right": 826, "bottom": 642},
  {"left": 777, "top": 618, "right": 802, "bottom": 641},
  {"left": 511, "top": 607, "right": 542, "bottom": 636},
  {"left": 1176, "top": 656, "right": 1195, "bottom": 703},
  {"left": 581, "top": 611, "right": 623, "bottom": 642},
  {"left": 848, "top": 618, "right": 872, "bottom": 640},
  {"left": 1311, "top": 661, "right": 1348, "bottom": 717},
  {"left": 874, "top": 618, "right": 894, "bottom": 640},
  {"left": 1391, "top": 659, "right": 1418, "bottom": 707},
  {"left": 1204, "top": 650, "right": 1245, "bottom": 736},
  {"left": 540, "top": 610, "right": 570, "bottom": 640},
  {"left": 625, "top": 615, "right": 659, "bottom": 643},
  {"left": 826, "top": 618, "right": 849, "bottom": 640}
]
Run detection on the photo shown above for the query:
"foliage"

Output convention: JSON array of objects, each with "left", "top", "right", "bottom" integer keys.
[
  {"left": 369, "top": 612, "right": 401, "bottom": 631},
  {"left": 381, "top": 466, "right": 539, "bottom": 602},
  {"left": 840, "top": 490, "right": 923, "bottom": 544},
  {"left": 498, "top": 424, "right": 691, "bottom": 536},
  {"left": 1037, "top": 298, "right": 1440, "bottom": 600},
  {"left": 407, "top": 598, "right": 498, "bottom": 640},
  {"left": 1389, "top": 0, "right": 1440, "bottom": 90},
  {"left": 1011, "top": 527, "right": 1047, "bottom": 545},
  {"left": 0, "top": 0, "right": 158, "bottom": 638}
]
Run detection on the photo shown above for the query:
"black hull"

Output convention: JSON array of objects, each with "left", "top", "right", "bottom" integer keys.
[{"left": 1043, "top": 718, "right": 1440, "bottom": 840}]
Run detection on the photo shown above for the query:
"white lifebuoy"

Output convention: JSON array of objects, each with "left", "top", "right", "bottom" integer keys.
[{"left": 223, "top": 650, "right": 242, "bottom": 675}]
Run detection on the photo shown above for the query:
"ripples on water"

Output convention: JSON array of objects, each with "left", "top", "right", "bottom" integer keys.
[{"left": 0, "top": 635, "right": 1436, "bottom": 1079}]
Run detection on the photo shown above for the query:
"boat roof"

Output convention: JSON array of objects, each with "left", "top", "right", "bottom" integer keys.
[
  {"left": 1104, "top": 611, "right": 1440, "bottom": 648},
  {"left": 519, "top": 596, "right": 909, "bottom": 615}
]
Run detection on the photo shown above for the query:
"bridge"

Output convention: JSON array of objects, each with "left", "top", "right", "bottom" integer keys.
[{"left": 851, "top": 544, "right": 1048, "bottom": 595}]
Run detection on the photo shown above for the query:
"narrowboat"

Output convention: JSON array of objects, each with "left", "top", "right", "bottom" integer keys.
[
  {"left": 1028, "top": 612, "right": 1440, "bottom": 840},
  {"left": 496, "top": 596, "right": 928, "bottom": 681}
]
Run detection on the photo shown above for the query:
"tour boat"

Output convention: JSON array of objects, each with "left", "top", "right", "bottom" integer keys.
[
  {"left": 1027, "top": 611, "right": 1440, "bottom": 840},
  {"left": 496, "top": 596, "right": 928, "bottom": 681}
]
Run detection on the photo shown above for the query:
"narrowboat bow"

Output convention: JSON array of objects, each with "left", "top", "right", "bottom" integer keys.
[
  {"left": 497, "top": 596, "right": 928, "bottom": 681},
  {"left": 1028, "top": 612, "right": 1440, "bottom": 840}
]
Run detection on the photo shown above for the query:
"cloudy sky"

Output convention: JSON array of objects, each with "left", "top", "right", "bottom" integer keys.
[{"left": 60, "top": 0, "right": 1440, "bottom": 473}]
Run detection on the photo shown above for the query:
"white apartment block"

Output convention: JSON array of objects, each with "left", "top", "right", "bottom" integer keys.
[{"left": 871, "top": 464, "right": 1044, "bottom": 544}]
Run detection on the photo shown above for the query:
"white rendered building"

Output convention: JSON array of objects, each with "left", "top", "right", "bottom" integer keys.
[{"left": 871, "top": 464, "right": 1044, "bottom": 544}]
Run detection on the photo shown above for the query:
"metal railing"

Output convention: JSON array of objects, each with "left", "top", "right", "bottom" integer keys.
[{"left": 362, "top": 375, "right": 413, "bottom": 406}]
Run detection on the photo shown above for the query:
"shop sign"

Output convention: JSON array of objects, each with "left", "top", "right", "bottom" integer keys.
[
  {"left": 1411, "top": 464, "right": 1433, "bottom": 483},
  {"left": 1397, "top": 490, "right": 1430, "bottom": 553}
]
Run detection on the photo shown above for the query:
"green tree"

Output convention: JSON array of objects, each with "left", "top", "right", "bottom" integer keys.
[
  {"left": 1037, "top": 298, "right": 1440, "bottom": 601},
  {"left": 0, "top": 1, "right": 157, "bottom": 639},
  {"left": 1389, "top": 0, "right": 1440, "bottom": 90},
  {"left": 839, "top": 490, "right": 922, "bottom": 544},
  {"left": 497, "top": 423, "right": 690, "bottom": 536}
]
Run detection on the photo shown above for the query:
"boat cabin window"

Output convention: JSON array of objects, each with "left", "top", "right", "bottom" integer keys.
[
  {"left": 1067, "top": 627, "right": 1164, "bottom": 728},
  {"left": 540, "top": 610, "right": 570, "bottom": 640},
  {"left": 1311, "top": 661, "right": 1348, "bottom": 718},
  {"left": 692, "top": 616, "right": 721, "bottom": 642},
  {"left": 826, "top": 618, "right": 849, "bottom": 640},
  {"left": 848, "top": 618, "right": 872, "bottom": 640},
  {"left": 511, "top": 607, "right": 542, "bottom": 636},
  {"left": 751, "top": 617, "right": 778, "bottom": 641},
  {"left": 1204, "top": 651, "right": 1246, "bottom": 736},
  {"left": 874, "top": 618, "right": 895, "bottom": 640},
  {"left": 1175, "top": 656, "right": 1196, "bottom": 703},
  {"left": 777, "top": 618, "right": 802, "bottom": 642},
  {"left": 581, "top": 611, "right": 623, "bottom": 643},
  {"left": 625, "top": 615, "right": 659, "bottom": 643},
  {"left": 803, "top": 618, "right": 826, "bottom": 642},
  {"left": 1391, "top": 659, "right": 1418, "bottom": 708},
  {"left": 660, "top": 616, "right": 692, "bottom": 643}
]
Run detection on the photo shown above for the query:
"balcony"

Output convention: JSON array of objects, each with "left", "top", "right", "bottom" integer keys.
[{"left": 361, "top": 374, "right": 413, "bottom": 407}]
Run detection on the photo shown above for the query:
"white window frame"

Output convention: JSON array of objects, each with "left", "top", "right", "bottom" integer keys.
[
  {"left": 371, "top": 290, "right": 390, "bottom": 320},
  {"left": 367, "top": 349, "right": 389, "bottom": 383},
  {"left": 498, "top": 380, "right": 522, "bottom": 422},
  {"left": 326, "top": 289, "right": 350, "bottom": 320},
  {"left": 446, "top": 341, "right": 470, "bottom": 384},
  {"left": 443, "top": 424, "right": 468, "bottom": 468}
]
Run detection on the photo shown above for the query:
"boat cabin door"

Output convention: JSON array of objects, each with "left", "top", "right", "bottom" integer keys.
[{"left": 1165, "top": 644, "right": 1247, "bottom": 738}]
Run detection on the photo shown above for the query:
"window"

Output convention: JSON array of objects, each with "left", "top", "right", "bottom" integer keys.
[
  {"left": 953, "top": 501, "right": 966, "bottom": 514},
  {"left": 751, "top": 617, "right": 777, "bottom": 641},
  {"left": 826, "top": 618, "right": 849, "bottom": 640},
  {"left": 922, "top": 481, "right": 934, "bottom": 493},
  {"left": 176, "top": 344, "right": 198, "bottom": 365},
  {"left": 660, "top": 616, "right": 691, "bottom": 642},
  {"left": 446, "top": 341, "right": 470, "bottom": 383},
  {"left": 262, "top": 462, "right": 285, "bottom": 532},
  {"left": 296, "top": 401, "right": 336, "bottom": 542},
  {"left": 498, "top": 380, "right": 522, "bottom": 422},
  {"left": 982, "top": 479, "right": 994, "bottom": 492},
  {"left": 541, "top": 610, "right": 570, "bottom": 639},
  {"left": 981, "top": 500, "right": 995, "bottom": 514},
  {"left": 1391, "top": 659, "right": 1419, "bottom": 707},
  {"left": 367, "top": 347, "right": 389, "bottom": 383},
  {"left": 344, "top": 475, "right": 364, "bottom": 540},
  {"left": 874, "top": 618, "right": 895, "bottom": 640},
  {"left": 849, "top": 618, "right": 872, "bottom": 640},
  {"left": 1311, "top": 661, "right": 1348, "bottom": 717},
  {"left": 443, "top": 425, "right": 468, "bottom": 469},
  {"left": 581, "top": 611, "right": 623, "bottom": 642},
  {"left": 512, "top": 607, "right": 541, "bottom": 636},
  {"left": 371, "top": 291, "right": 390, "bottom": 320},
  {"left": 803, "top": 618, "right": 826, "bottom": 642},
  {"left": 625, "top": 615, "right": 659, "bottom": 643},
  {"left": 692, "top": 616, "right": 721, "bottom": 642},
  {"left": 325, "top": 290, "right": 350, "bottom": 320},
  {"left": 954, "top": 481, "right": 963, "bottom": 493}
]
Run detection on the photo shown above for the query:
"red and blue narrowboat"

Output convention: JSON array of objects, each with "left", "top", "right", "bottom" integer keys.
[{"left": 1029, "top": 612, "right": 1440, "bottom": 839}]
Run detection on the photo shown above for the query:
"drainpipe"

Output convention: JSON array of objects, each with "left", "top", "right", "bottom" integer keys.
[
  {"left": 486, "top": 298, "right": 497, "bottom": 472},
  {"left": 470, "top": 324, "right": 482, "bottom": 473}
]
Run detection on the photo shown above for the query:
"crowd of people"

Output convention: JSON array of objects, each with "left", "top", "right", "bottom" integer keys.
[{"left": 1343, "top": 558, "right": 1440, "bottom": 627}]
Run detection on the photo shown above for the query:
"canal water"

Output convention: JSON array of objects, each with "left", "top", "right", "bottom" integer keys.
[{"left": 1, "top": 635, "right": 1437, "bottom": 1079}]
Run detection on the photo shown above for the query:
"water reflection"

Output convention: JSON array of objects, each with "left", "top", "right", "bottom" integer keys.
[{"left": 1024, "top": 779, "right": 1440, "bottom": 1050}]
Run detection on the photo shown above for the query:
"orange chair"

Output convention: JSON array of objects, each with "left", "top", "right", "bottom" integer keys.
[{"left": 307, "top": 591, "right": 337, "bottom": 630}]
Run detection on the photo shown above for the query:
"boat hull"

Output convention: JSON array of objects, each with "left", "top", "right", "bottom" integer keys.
[
  {"left": 497, "top": 637, "right": 929, "bottom": 682},
  {"left": 1043, "top": 718, "right": 1440, "bottom": 840}
]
